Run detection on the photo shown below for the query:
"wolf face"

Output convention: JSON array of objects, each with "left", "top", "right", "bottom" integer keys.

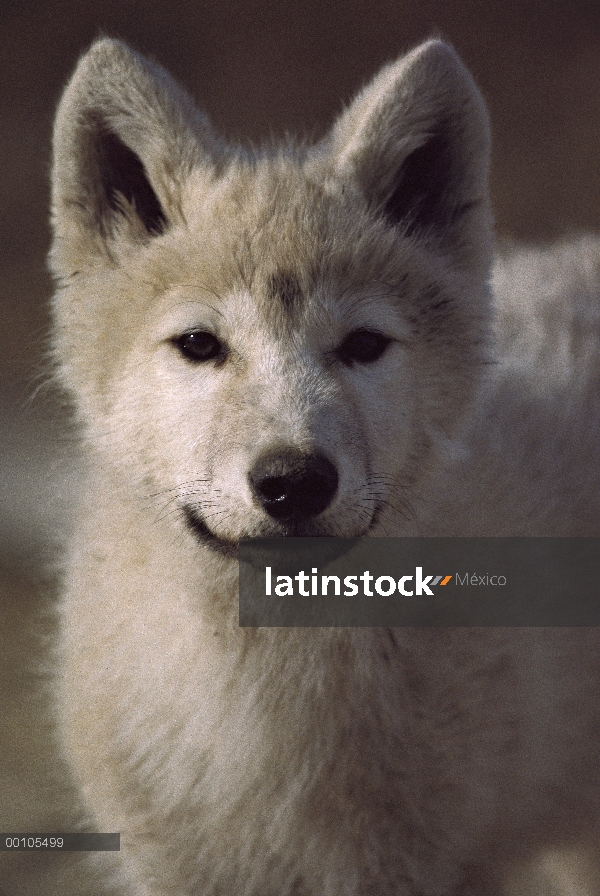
[{"left": 50, "top": 38, "right": 492, "bottom": 555}]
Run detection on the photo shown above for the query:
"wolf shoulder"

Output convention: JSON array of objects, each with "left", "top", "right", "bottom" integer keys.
[
  {"left": 420, "top": 235, "right": 600, "bottom": 536},
  {"left": 493, "top": 235, "right": 600, "bottom": 387}
]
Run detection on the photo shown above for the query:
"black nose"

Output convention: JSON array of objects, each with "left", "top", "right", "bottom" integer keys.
[{"left": 249, "top": 449, "right": 338, "bottom": 522}]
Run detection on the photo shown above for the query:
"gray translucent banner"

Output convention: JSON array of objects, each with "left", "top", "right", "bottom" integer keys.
[
  {"left": 0, "top": 833, "right": 120, "bottom": 851},
  {"left": 239, "top": 538, "right": 600, "bottom": 626}
]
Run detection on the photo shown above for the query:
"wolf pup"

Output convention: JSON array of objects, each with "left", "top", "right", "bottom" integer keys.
[{"left": 50, "top": 38, "right": 600, "bottom": 895}]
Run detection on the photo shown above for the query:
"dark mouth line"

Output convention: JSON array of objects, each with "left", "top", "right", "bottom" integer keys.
[
  {"left": 183, "top": 501, "right": 383, "bottom": 559},
  {"left": 183, "top": 506, "right": 240, "bottom": 559}
]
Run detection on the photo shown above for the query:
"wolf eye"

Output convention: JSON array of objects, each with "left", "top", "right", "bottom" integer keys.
[
  {"left": 174, "top": 331, "right": 223, "bottom": 363},
  {"left": 338, "top": 329, "right": 391, "bottom": 365}
]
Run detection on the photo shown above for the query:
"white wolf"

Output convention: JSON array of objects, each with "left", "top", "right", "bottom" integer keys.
[{"left": 50, "top": 38, "right": 600, "bottom": 895}]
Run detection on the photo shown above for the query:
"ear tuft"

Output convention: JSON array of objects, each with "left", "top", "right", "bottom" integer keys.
[
  {"left": 383, "top": 126, "right": 465, "bottom": 236},
  {"left": 97, "top": 129, "right": 167, "bottom": 236}
]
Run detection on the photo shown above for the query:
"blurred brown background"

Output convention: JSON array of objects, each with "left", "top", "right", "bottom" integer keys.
[
  {"left": 1, "top": 4, "right": 600, "bottom": 892},
  {"left": 1, "top": 0, "right": 600, "bottom": 564}
]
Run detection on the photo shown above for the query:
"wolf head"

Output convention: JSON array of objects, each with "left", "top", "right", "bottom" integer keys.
[{"left": 50, "top": 38, "right": 491, "bottom": 550}]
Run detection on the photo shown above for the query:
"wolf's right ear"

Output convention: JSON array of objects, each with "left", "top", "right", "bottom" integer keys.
[
  {"left": 325, "top": 41, "right": 492, "bottom": 269},
  {"left": 50, "top": 39, "right": 220, "bottom": 272}
]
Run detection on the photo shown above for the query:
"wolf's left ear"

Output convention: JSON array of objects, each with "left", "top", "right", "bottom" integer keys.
[{"left": 326, "top": 40, "right": 491, "bottom": 268}]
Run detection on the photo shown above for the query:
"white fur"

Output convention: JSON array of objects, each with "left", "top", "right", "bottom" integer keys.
[{"left": 49, "top": 37, "right": 600, "bottom": 895}]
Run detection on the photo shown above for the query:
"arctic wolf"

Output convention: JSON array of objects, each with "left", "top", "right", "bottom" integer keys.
[{"left": 50, "top": 38, "right": 600, "bottom": 895}]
